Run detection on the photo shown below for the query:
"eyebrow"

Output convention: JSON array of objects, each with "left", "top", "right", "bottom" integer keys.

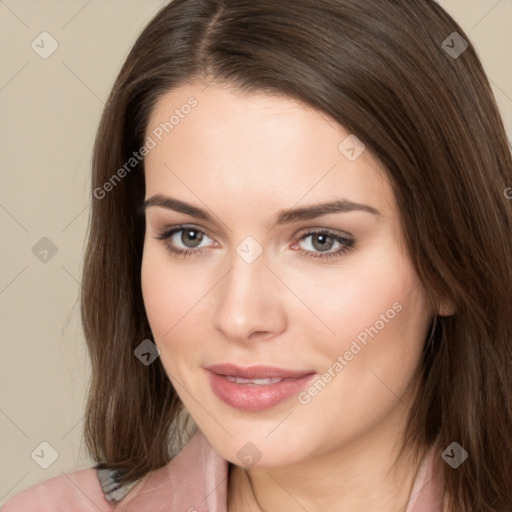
[{"left": 140, "top": 195, "right": 381, "bottom": 224}]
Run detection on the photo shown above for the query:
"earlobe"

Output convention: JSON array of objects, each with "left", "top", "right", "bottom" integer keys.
[
  {"left": 428, "top": 290, "right": 456, "bottom": 317},
  {"left": 437, "top": 298, "right": 456, "bottom": 317}
]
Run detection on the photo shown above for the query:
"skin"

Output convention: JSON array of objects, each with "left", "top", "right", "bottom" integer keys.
[{"left": 141, "top": 82, "right": 449, "bottom": 511}]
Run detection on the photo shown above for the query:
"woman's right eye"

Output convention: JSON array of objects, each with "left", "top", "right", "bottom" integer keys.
[{"left": 155, "top": 226, "right": 215, "bottom": 257}]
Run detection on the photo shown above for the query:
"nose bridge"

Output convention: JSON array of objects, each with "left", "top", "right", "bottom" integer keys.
[
  {"left": 212, "top": 246, "right": 285, "bottom": 341},
  {"left": 226, "top": 255, "right": 262, "bottom": 303}
]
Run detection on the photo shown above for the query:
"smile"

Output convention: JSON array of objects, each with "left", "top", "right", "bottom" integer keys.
[{"left": 205, "top": 363, "right": 316, "bottom": 412}]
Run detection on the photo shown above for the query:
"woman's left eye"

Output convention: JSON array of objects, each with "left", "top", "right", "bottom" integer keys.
[
  {"left": 294, "top": 230, "right": 354, "bottom": 260},
  {"left": 155, "top": 226, "right": 354, "bottom": 260}
]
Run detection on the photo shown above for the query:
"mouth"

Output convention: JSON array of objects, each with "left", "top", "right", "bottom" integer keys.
[
  {"left": 204, "top": 363, "right": 316, "bottom": 411},
  {"left": 223, "top": 375, "right": 295, "bottom": 385}
]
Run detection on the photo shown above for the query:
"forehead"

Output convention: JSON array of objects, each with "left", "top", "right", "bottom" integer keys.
[{"left": 143, "top": 83, "right": 393, "bottom": 216}]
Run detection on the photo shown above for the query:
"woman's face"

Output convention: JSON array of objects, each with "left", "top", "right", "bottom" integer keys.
[{"left": 141, "top": 82, "right": 435, "bottom": 468}]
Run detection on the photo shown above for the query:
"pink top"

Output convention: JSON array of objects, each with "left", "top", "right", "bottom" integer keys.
[{"left": 2, "top": 429, "right": 447, "bottom": 511}]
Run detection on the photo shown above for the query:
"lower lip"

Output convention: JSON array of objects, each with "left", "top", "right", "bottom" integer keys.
[{"left": 207, "top": 370, "right": 316, "bottom": 412}]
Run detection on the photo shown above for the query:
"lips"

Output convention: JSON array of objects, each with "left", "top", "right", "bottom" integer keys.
[
  {"left": 205, "top": 363, "right": 313, "bottom": 380},
  {"left": 205, "top": 363, "right": 316, "bottom": 411}
]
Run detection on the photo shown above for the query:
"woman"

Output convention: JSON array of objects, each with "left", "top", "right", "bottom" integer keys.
[{"left": 4, "top": 0, "right": 511, "bottom": 511}]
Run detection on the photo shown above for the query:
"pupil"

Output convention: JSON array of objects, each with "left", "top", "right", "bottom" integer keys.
[
  {"left": 312, "top": 233, "right": 334, "bottom": 251},
  {"left": 182, "top": 229, "right": 203, "bottom": 248}
]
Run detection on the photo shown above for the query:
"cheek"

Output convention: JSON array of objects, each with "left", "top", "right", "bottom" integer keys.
[
  {"left": 141, "top": 246, "right": 171, "bottom": 336},
  {"left": 140, "top": 240, "right": 208, "bottom": 348},
  {"left": 311, "top": 284, "right": 428, "bottom": 415},
  {"left": 286, "top": 245, "right": 430, "bottom": 390},
  {"left": 283, "top": 244, "right": 419, "bottom": 346}
]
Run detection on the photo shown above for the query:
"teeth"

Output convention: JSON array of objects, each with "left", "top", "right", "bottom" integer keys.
[{"left": 225, "top": 376, "right": 284, "bottom": 385}]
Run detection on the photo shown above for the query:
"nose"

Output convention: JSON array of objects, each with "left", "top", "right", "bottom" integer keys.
[{"left": 211, "top": 250, "right": 287, "bottom": 344}]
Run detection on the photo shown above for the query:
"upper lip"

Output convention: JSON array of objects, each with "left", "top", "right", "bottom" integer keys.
[{"left": 205, "top": 363, "right": 315, "bottom": 379}]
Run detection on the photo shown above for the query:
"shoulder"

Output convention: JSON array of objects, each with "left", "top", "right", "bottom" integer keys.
[
  {"left": 2, "top": 429, "right": 229, "bottom": 512},
  {"left": 114, "top": 429, "right": 229, "bottom": 511},
  {"left": 1, "top": 467, "right": 113, "bottom": 512}
]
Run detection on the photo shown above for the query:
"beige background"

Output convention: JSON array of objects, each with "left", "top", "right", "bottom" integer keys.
[{"left": 0, "top": 0, "right": 511, "bottom": 504}]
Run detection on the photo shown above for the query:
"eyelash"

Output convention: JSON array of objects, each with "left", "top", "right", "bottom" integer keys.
[{"left": 154, "top": 224, "right": 355, "bottom": 261}]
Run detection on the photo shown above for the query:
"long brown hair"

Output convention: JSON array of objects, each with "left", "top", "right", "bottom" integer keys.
[{"left": 81, "top": 1, "right": 512, "bottom": 510}]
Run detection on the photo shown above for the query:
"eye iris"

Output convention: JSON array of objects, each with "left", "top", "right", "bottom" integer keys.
[
  {"left": 312, "top": 233, "right": 334, "bottom": 251},
  {"left": 181, "top": 229, "right": 203, "bottom": 248}
]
